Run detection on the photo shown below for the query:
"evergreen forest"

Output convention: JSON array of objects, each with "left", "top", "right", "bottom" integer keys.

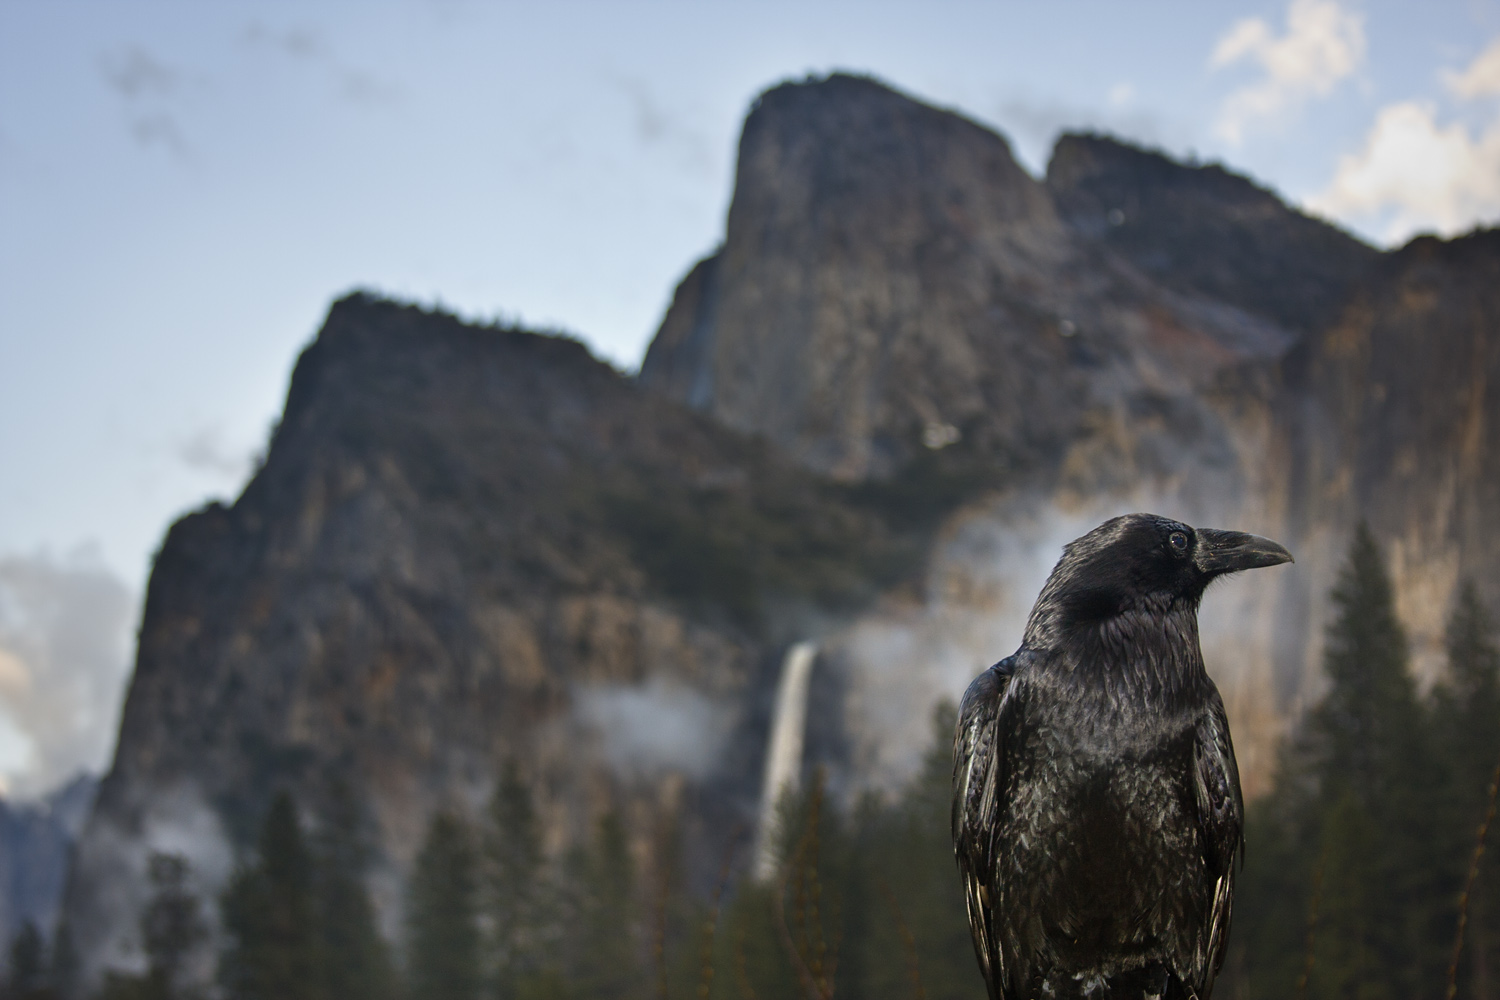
[{"left": 8, "top": 523, "right": 1500, "bottom": 1000}]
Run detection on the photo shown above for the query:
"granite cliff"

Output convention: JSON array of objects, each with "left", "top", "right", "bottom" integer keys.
[
  {"left": 60, "top": 73, "right": 1500, "bottom": 989},
  {"left": 63, "top": 296, "right": 910, "bottom": 983}
]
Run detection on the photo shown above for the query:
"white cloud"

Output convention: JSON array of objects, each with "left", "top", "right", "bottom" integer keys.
[
  {"left": 1308, "top": 38, "right": 1500, "bottom": 245},
  {"left": 0, "top": 548, "right": 135, "bottom": 798},
  {"left": 1307, "top": 102, "right": 1500, "bottom": 242},
  {"left": 1210, "top": 0, "right": 1365, "bottom": 144},
  {"left": 1446, "top": 37, "right": 1500, "bottom": 99}
]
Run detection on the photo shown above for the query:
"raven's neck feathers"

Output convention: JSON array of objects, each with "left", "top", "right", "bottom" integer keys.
[{"left": 1024, "top": 591, "right": 1210, "bottom": 708}]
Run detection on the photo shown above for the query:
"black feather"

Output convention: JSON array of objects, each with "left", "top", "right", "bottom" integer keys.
[{"left": 952, "top": 513, "right": 1290, "bottom": 1000}]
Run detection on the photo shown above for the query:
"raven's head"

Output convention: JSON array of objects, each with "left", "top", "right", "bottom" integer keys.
[{"left": 1026, "top": 513, "right": 1293, "bottom": 641}]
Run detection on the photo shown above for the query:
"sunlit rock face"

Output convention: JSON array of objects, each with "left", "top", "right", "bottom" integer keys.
[{"left": 643, "top": 73, "right": 1301, "bottom": 493}]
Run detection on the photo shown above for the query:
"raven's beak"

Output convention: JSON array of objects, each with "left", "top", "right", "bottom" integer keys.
[{"left": 1194, "top": 528, "right": 1294, "bottom": 576}]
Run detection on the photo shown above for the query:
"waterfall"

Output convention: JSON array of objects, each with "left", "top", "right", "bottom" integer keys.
[{"left": 751, "top": 641, "right": 817, "bottom": 882}]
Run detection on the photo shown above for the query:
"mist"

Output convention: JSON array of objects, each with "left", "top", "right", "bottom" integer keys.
[
  {"left": 0, "top": 547, "right": 135, "bottom": 798},
  {"left": 573, "top": 676, "right": 734, "bottom": 782}
]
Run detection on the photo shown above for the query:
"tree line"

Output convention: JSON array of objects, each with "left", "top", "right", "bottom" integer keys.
[{"left": 7, "top": 522, "right": 1500, "bottom": 999}]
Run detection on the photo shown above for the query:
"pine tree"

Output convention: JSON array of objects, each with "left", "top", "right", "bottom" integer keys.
[
  {"left": 1313, "top": 524, "right": 1422, "bottom": 804},
  {"left": 313, "top": 780, "right": 396, "bottom": 1000},
  {"left": 140, "top": 852, "right": 207, "bottom": 999},
  {"left": 406, "top": 811, "right": 482, "bottom": 1000},
  {"left": 1305, "top": 791, "right": 1387, "bottom": 1000},
  {"left": 485, "top": 762, "right": 546, "bottom": 999},
  {"left": 872, "top": 701, "right": 984, "bottom": 1000},
  {"left": 1231, "top": 524, "right": 1450, "bottom": 999},
  {"left": 1287, "top": 525, "right": 1446, "bottom": 997},
  {"left": 570, "top": 811, "right": 642, "bottom": 1000},
  {"left": 1434, "top": 582, "right": 1500, "bottom": 1000},
  {"left": 48, "top": 923, "right": 76, "bottom": 1000},
  {"left": 219, "top": 792, "right": 325, "bottom": 1000},
  {"left": 7, "top": 921, "right": 48, "bottom": 999}
]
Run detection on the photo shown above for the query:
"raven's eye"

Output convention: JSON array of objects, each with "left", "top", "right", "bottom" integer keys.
[{"left": 1169, "top": 531, "right": 1189, "bottom": 552}]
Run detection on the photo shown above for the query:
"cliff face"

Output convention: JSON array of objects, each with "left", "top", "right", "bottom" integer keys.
[
  {"left": 63, "top": 296, "right": 908, "bottom": 981},
  {"left": 1045, "top": 133, "right": 1379, "bottom": 336},
  {"left": 641, "top": 75, "right": 1294, "bottom": 490},
  {"left": 62, "top": 72, "right": 1500, "bottom": 987},
  {"left": 1271, "top": 232, "right": 1500, "bottom": 688}
]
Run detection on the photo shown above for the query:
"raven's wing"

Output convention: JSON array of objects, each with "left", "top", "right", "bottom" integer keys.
[
  {"left": 952, "top": 656, "right": 1017, "bottom": 1000},
  {"left": 1189, "top": 688, "right": 1244, "bottom": 999}
]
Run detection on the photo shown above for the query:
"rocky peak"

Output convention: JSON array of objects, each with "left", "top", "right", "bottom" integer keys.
[
  {"left": 641, "top": 73, "right": 1076, "bottom": 481},
  {"left": 1047, "top": 133, "right": 1378, "bottom": 334},
  {"left": 641, "top": 75, "right": 1304, "bottom": 488}
]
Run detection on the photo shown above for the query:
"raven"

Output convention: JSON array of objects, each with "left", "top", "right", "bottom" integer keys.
[{"left": 952, "top": 514, "right": 1292, "bottom": 1000}]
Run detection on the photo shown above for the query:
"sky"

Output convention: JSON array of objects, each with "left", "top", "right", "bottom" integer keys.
[{"left": 2, "top": 0, "right": 1499, "bottom": 798}]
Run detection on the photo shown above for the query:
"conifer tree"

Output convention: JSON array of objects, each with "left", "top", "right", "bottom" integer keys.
[
  {"left": 1304, "top": 792, "right": 1387, "bottom": 1000},
  {"left": 485, "top": 762, "right": 545, "bottom": 999},
  {"left": 48, "top": 923, "right": 76, "bottom": 1000},
  {"left": 7, "top": 921, "right": 48, "bottom": 999},
  {"left": 571, "top": 811, "right": 642, "bottom": 1000},
  {"left": 1435, "top": 581, "right": 1500, "bottom": 1000},
  {"left": 872, "top": 701, "right": 983, "bottom": 1000},
  {"left": 1436, "top": 582, "right": 1500, "bottom": 808},
  {"left": 1313, "top": 524, "right": 1422, "bottom": 803},
  {"left": 140, "top": 852, "right": 207, "bottom": 999},
  {"left": 219, "top": 792, "right": 325, "bottom": 1000},
  {"left": 406, "top": 811, "right": 482, "bottom": 1000},
  {"left": 1310, "top": 524, "right": 1447, "bottom": 997},
  {"left": 314, "top": 780, "right": 396, "bottom": 1000},
  {"left": 1231, "top": 524, "right": 1452, "bottom": 999}
]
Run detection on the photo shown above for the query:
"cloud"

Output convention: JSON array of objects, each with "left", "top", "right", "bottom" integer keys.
[
  {"left": 0, "top": 548, "right": 135, "bottom": 798},
  {"left": 1446, "top": 37, "right": 1500, "bottom": 99},
  {"left": 242, "top": 21, "right": 400, "bottom": 107},
  {"left": 128, "top": 113, "right": 189, "bottom": 157},
  {"left": 574, "top": 677, "right": 732, "bottom": 781},
  {"left": 99, "top": 46, "right": 177, "bottom": 99},
  {"left": 1210, "top": 0, "right": 1365, "bottom": 144},
  {"left": 1307, "top": 39, "right": 1500, "bottom": 244},
  {"left": 178, "top": 425, "right": 254, "bottom": 482},
  {"left": 97, "top": 45, "right": 192, "bottom": 158},
  {"left": 608, "top": 76, "right": 715, "bottom": 176}
]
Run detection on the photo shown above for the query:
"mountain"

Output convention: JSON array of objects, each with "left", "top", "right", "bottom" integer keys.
[
  {"left": 58, "top": 72, "right": 1500, "bottom": 992},
  {"left": 61, "top": 294, "right": 913, "bottom": 985},
  {"left": 640, "top": 75, "right": 1303, "bottom": 490},
  {"left": 1045, "top": 132, "right": 1379, "bottom": 336}
]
